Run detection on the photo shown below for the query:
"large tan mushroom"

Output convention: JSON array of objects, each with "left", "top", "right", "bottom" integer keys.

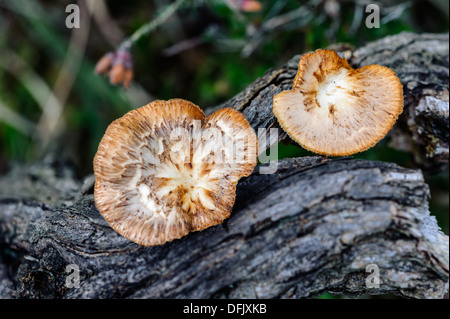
[
  {"left": 273, "top": 49, "right": 404, "bottom": 156},
  {"left": 94, "top": 99, "right": 258, "bottom": 246}
]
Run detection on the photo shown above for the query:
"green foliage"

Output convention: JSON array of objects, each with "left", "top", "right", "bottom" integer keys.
[{"left": 1, "top": 0, "right": 448, "bottom": 164}]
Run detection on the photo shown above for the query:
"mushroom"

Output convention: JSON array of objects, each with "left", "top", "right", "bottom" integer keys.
[
  {"left": 273, "top": 49, "right": 404, "bottom": 156},
  {"left": 94, "top": 99, "right": 258, "bottom": 246}
]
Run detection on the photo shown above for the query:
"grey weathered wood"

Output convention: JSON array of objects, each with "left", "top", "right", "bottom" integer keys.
[
  {"left": 0, "top": 155, "right": 448, "bottom": 299},
  {"left": 213, "top": 32, "right": 449, "bottom": 171},
  {"left": 351, "top": 32, "right": 449, "bottom": 171},
  {"left": 0, "top": 32, "right": 449, "bottom": 299}
]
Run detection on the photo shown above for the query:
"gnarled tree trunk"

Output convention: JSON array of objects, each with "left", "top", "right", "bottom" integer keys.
[{"left": 0, "top": 32, "right": 448, "bottom": 299}]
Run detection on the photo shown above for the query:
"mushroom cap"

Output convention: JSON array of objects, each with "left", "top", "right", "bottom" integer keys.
[
  {"left": 273, "top": 49, "right": 404, "bottom": 156},
  {"left": 94, "top": 99, "right": 258, "bottom": 246}
]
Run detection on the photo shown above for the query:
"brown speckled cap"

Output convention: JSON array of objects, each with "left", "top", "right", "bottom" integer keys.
[
  {"left": 94, "top": 99, "right": 258, "bottom": 246},
  {"left": 273, "top": 49, "right": 404, "bottom": 156}
]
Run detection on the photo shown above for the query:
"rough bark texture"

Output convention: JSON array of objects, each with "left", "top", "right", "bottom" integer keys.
[
  {"left": 214, "top": 32, "right": 449, "bottom": 171},
  {"left": 0, "top": 156, "right": 448, "bottom": 299},
  {"left": 0, "top": 32, "right": 448, "bottom": 299}
]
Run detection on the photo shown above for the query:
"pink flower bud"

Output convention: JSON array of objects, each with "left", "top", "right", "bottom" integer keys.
[
  {"left": 95, "top": 52, "right": 114, "bottom": 75},
  {"left": 109, "top": 64, "right": 125, "bottom": 85},
  {"left": 122, "top": 69, "right": 134, "bottom": 89},
  {"left": 239, "top": 0, "right": 262, "bottom": 12}
]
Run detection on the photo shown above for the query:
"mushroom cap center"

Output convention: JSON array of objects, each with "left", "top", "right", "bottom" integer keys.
[
  {"left": 316, "top": 68, "right": 351, "bottom": 113},
  {"left": 94, "top": 99, "right": 258, "bottom": 246},
  {"left": 273, "top": 49, "right": 404, "bottom": 156}
]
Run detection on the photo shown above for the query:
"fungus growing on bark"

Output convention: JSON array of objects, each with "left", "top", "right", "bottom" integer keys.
[
  {"left": 94, "top": 99, "right": 258, "bottom": 246},
  {"left": 273, "top": 49, "right": 404, "bottom": 156}
]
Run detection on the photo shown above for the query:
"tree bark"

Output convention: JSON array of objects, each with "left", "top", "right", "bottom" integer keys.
[
  {"left": 214, "top": 32, "right": 449, "bottom": 171},
  {"left": 0, "top": 156, "right": 448, "bottom": 299},
  {"left": 0, "top": 32, "right": 448, "bottom": 299}
]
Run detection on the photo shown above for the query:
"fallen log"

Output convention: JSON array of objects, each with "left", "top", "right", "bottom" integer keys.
[
  {"left": 0, "top": 155, "right": 447, "bottom": 298},
  {"left": 214, "top": 32, "right": 449, "bottom": 171},
  {"left": 0, "top": 32, "right": 448, "bottom": 299}
]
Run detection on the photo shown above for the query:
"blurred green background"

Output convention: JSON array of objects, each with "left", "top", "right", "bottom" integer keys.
[{"left": 0, "top": 0, "right": 448, "bottom": 298}]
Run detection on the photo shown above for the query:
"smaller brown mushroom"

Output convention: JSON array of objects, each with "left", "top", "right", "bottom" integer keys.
[
  {"left": 273, "top": 49, "right": 404, "bottom": 156},
  {"left": 94, "top": 99, "right": 258, "bottom": 246}
]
